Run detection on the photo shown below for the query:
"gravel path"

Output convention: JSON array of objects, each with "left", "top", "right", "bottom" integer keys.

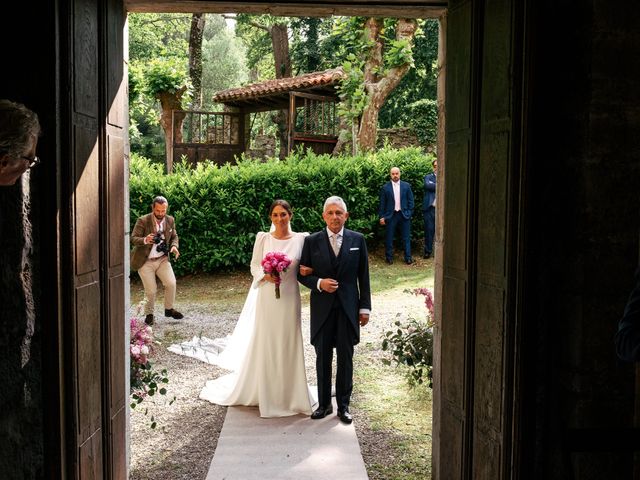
[{"left": 129, "top": 270, "right": 427, "bottom": 479}]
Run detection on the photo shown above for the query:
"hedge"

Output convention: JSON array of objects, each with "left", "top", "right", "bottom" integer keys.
[{"left": 129, "top": 146, "right": 435, "bottom": 275}]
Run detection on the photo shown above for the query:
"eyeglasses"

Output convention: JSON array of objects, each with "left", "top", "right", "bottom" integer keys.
[{"left": 21, "top": 156, "right": 40, "bottom": 169}]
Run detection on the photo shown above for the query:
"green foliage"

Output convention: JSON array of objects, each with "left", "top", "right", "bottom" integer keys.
[
  {"left": 200, "top": 16, "right": 249, "bottom": 110},
  {"left": 144, "top": 57, "right": 192, "bottom": 99},
  {"left": 128, "top": 13, "right": 191, "bottom": 61},
  {"left": 408, "top": 98, "right": 438, "bottom": 147},
  {"left": 337, "top": 54, "right": 368, "bottom": 121},
  {"left": 129, "top": 147, "right": 434, "bottom": 275},
  {"left": 379, "top": 19, "right": 439, "bottom": 128},
  {"left": 234, "top": 14, "right": 279, "bottom": 79},
  {"left": 289, "top": 17, "right": 330, "bottom": 74},
  {"left": 382, "top": 288, "right": 435, "bottom": 388},
  {"left": 128, "top": 13, "right": 193, "bottom": 163},
  {"left": 382, "top": 318, "right": 434, "bottom": 387}
]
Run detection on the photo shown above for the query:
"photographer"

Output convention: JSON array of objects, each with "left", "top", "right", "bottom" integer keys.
[{"left": 131, "top": 196, "right": 183, "bottom": 325}]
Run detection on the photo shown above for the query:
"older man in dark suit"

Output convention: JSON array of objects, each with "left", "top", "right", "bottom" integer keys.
[
  {"left": 379, "top": 166, "right": 415, "bottom": 264},
  {"left": 130, "top": 195, "right": 183, "bottom": 325},
  {"left": 298, "top": 196, "right": 371, "bottom": 424}
]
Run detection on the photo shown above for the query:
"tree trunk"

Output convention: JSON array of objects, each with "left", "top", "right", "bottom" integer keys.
[
  {"left": 270, "top": 22, "right": 292, "bottom": 159},
  {"left": 357, "top": 18, "right": 418, "bottom": 152},
  {"left": 158, "top": 88, "right": 187, "bottom": 174},
  {"left": 189, "top": 13, "right": 205, "bottom": 110},
  {"left": 271, "top": 23, "right": 292, "bottom": 79}
]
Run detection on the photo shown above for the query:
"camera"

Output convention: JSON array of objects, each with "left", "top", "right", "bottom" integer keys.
[{"left": 153, "top": 231, "right": 170, "bottom": 255}]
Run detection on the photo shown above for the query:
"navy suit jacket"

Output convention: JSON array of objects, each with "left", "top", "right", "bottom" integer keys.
[
  {"left": 422, "top": 173, "right": 436, "bottom": 211},
  {"left": 297, "top": 228, "right": 371, "bottom": 346},
  {"left": 615, "top": 267, "right": 640, "bottom": 362},
  {"left": 378, "top": 180, "right": 414, "bottom": 220}
]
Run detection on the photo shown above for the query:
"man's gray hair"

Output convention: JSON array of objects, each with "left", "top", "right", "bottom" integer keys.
[
  {"left": 152, "top": 195, "right": 168, "bottom": 206},
  {"left": 0, "top": 99, "right": 41, "bottom": 157},
  {"left": 323, "top": 195, "right": 347, "bottom": 212}
]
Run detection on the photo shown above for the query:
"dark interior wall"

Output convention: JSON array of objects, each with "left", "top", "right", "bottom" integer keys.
[
  {"left": 525, "top": 1, "right": 640, "bottom": 478},
  {"left": 0, "top": 4, "right": 61, "bottom": 479}
]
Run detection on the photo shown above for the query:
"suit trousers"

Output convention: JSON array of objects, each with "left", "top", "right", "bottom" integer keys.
[
  {"left": 385, "top": 210, "right": 412, "bottom": 262},
  {"left": 423, "top": 206, "right": 435, "bottom": 256},
  {"left": 137, "top": 256, "right": 177, "bottom": 315},
  {"left": 314, "top": 305, "right": 355, "bottom": 411}
]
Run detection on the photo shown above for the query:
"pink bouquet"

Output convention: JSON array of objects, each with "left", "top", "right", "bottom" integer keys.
[
  {"left": 130, "top": 317, "right": 154, "bottom": 366},
  {"left": 261, "top": 251, "right": 292, "bottom": 299}
]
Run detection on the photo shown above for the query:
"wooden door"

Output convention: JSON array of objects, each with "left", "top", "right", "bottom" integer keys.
[
  {"left": 62, "top": 0, "right": 127, "bottom": 477},
  {"left": 434, "top": 0, "right": 527, "bottom": 478}
]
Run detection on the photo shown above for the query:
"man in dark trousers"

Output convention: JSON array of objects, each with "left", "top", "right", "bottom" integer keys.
[
  {"left": 422, "top": 159, "right": 437, "bottom": 258},
  {"left": 379, "top": 166, "right": 415, "bottom": 264},
  {"left": 298, "top": 196, "right": 371, "bottom": 424}
]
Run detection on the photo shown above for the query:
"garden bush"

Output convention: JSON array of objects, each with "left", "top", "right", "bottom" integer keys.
[
  {"left": 408, "top": 98, "right": 438, "bottom": 147},
  {"left": 129, "top": 146, "right": 435, "bottom": 275},
  {"left": 382, "top": 287, "right": 435, "bottom": 388}
]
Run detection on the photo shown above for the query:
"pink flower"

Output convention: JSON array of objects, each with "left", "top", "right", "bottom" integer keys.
[
  {"left": 413, "top": 287, "right": 435, "bottom": 317},
  {"left": 262, "top": 251, "right": 292, "bottom": 299}
]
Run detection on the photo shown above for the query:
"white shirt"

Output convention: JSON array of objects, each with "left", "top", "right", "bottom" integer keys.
[
  {"left": 148, "top": 217, "right": 166, "bottom": 259},
  {"left": 392, "top": 180, "right": 401, "bottom": 211}
]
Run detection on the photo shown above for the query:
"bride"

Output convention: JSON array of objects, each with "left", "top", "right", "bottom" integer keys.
[{"left": 199, "top": 199, "right": 316, "bottom": 417}]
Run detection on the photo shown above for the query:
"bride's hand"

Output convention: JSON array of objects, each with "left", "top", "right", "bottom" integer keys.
[
  {"left": 299, "top": 265, "right": 313, "bottom": 276},
  {"left": 264, "top": 273, "right": 276, "bottom": 284}
]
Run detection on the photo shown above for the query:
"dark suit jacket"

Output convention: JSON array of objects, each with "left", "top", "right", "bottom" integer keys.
[
  {"left": 615, "top": 267, "right": 640, "bottom": 362},
  {"left": 422, "top": 173, "right": 436, "bottom": 211},
  {"left": 130, "top": 213, "right": 179, "bottom": 271},
  {"left": 378, "top": 180, "right": 414, "bottom": 220},
  {"left": 298, "top": 228, "right": 371, "bottom": 346}
]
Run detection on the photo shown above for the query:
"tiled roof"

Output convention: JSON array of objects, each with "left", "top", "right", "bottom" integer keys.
[{"left": 212, "top": 68, "right": 344, "bottom": 109}]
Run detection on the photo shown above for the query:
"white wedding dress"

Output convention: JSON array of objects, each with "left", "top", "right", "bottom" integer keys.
[{"left": 199, "top": 231, "right": 315, "bottom": 417}]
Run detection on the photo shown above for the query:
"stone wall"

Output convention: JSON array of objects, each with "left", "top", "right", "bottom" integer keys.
[
  {"left": 377, "top": 127, "right": 435, "bottom": 154},
  {"left": 246, "top": 134, "right": 276, "bottom": 160}
]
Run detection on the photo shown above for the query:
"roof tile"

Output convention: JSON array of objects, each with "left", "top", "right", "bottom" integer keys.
[{"left": 213, "top": 68, "right": 345, "bottom": 103}]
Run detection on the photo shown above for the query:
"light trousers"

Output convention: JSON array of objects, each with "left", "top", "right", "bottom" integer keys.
[{"left": 137, "top": 256, "right": 176, "bottom": 315}]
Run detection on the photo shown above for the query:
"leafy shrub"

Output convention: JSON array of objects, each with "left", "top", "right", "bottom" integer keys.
[
  {"left": 129, "top": 146, "right": 435, "bottom": 275},
  {"left": 408, "top": 98, "right": 438, "bottom": 147},
  {"left": 382, "top": 287, "right": 435, "bottom": 388},
  {"left": 129, "top": 303, "right": 174, "bottom": 428}
]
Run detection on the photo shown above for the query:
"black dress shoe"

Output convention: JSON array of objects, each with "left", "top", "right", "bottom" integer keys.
[
  {"left": 405, "top": 258, "right": 415, "bottom": 265},
  {"left": 337, "top": 408, "right": 353, "bottom": 424},
  {"left": 165, "top": 308, "right": 184, "bottom": 319},
  {"left": 423, "top": 253, "right": 432, "bottom": 259},
  {"left": 144, "top": 314, "right": 154, "bottom": 326},
  {"left": 311, "top": 405, "right": 333, "bottom": 420},
  {"left": 385, "top": 258, "right": 393, "bottom": 265}
]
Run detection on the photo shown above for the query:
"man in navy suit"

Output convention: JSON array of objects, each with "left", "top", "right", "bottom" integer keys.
[
  {"left": 422, "top": 159, "right": 437, "bottom": 258},
  {"left": 298, "top": 196, "right": 371, "bottom": 424},
  {"left": 615, "top": 266, "right": 640, "bottom": 362},
  {"left": 379, "top": 166, "right": 415, "bottom": 264}
]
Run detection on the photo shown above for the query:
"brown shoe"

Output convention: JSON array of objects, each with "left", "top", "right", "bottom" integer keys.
[
  {"left": 144, "top": 314, "right": 154, "bottom": 325},
  {"left": 165, "top": 308, "right": 184, "bottom": 319}
]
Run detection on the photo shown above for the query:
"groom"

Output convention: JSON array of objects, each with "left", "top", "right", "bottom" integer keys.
[{"left": 298, "top": 196, "right": 371, "bottom": 424}]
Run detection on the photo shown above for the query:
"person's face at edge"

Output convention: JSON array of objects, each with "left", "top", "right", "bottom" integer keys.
[
  {"left": 322, "top": 202, "right": 349, "bottom": 234},
  {"left": 0, "top": 135, "right": 38, "bottom": 186}
]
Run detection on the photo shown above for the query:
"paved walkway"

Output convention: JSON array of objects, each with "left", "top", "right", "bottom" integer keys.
[{"left": 206, "top": 397, "right": 369, "bottom": 479}]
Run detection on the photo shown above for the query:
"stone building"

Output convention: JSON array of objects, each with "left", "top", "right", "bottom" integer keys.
[{"left": 0, "top": 1, "right": 638, "bottom": 479}]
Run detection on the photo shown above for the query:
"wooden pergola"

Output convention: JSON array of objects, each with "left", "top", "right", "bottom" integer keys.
[{"left": 172, "top": 68, "right": 345, "bottom": 165}]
